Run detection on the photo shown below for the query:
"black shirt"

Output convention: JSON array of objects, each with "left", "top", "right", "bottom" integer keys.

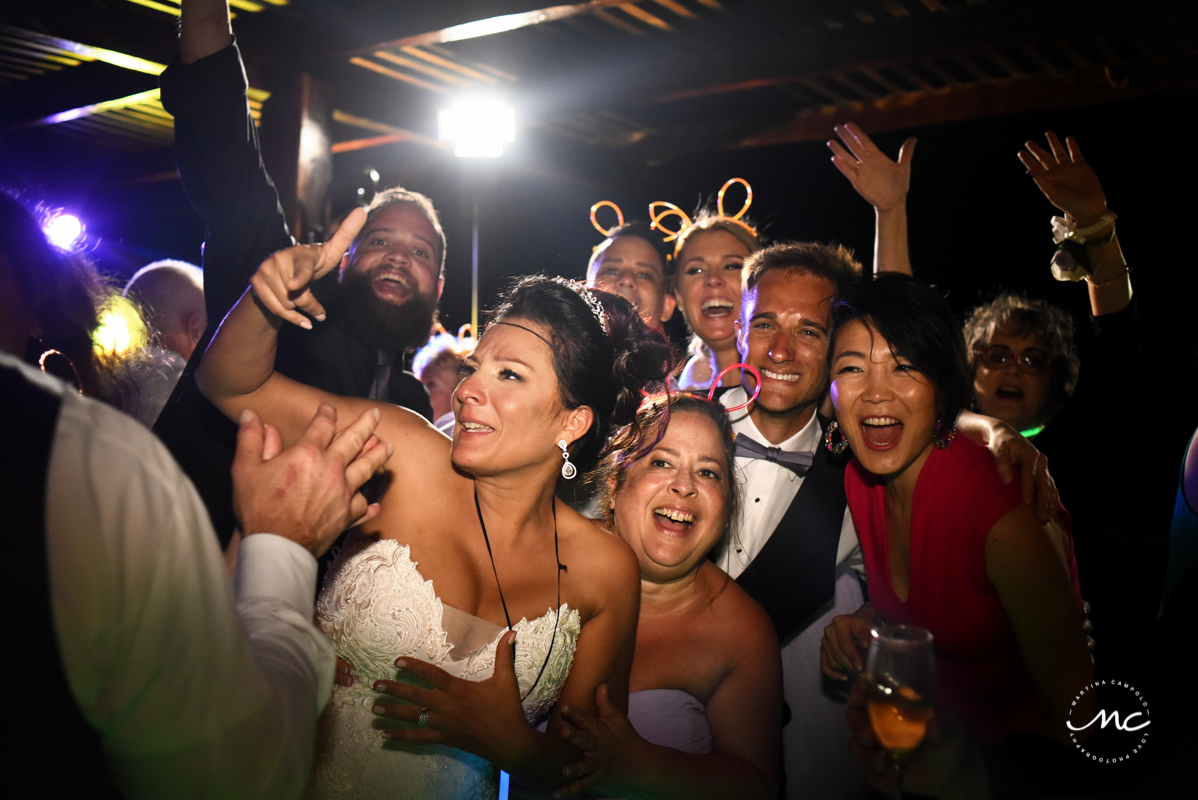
[{"left": 154, "top": 42, "right": 432, "bottom": 546}]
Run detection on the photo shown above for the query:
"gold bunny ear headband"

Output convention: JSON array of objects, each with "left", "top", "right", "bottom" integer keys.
[
  {"left": 589, "top": 201, "right": 626, "bottom": 252},
  {"left": 649, "top": 178, "right": 756, "bottom": 258}
]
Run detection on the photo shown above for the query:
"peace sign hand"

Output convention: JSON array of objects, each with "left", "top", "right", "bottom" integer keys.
[
  {"left": 1017, "top": 132, "right": 1108, "bottom": 226},
  {"left": 249, "top": 207, "right": 368, "bottom": 329}
]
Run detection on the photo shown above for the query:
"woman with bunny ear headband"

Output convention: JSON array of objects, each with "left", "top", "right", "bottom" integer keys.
[
  {"left": 586, "top": 202, "right": 675, "bottom": 336},
  {"left": 651, "top": 180, "right": 762, "bottom": 395}
]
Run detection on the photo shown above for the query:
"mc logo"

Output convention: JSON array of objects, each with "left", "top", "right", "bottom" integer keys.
[{"left": 1066, "top": 680, "right": 1151, "bottom": 763}]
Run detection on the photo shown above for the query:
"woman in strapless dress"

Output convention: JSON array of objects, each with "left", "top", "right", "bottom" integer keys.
[
  {"left": 544, "top": 394, "right": 784, "bottom": 799},
  {"left": 197, "top": 208, "right": 671, "bottom": 798}
]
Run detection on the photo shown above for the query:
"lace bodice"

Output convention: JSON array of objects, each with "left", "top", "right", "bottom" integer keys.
[{"left": 308, "top": 538, "right": 581, "bottom": 799}]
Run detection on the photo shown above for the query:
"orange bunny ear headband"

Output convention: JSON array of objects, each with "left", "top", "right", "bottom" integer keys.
[
  {"left": 589, "top": 178, "right": 756, "bottom": 259},
  {"left": 589, "top": 201, "right": 626, "bottom": 252},
  {"left": 649, "top": 178, "right": 756, "bottom": 259}
]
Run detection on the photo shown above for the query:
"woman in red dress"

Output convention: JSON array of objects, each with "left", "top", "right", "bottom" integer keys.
[{"left": 818, "top": 274, "right": 1093, "bottom": 781}]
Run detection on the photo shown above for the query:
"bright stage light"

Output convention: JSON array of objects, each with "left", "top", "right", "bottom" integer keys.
[
  {"left": 44, "top": 212, "right": 85, "bottom": 250},
  {"left": 438, "top": 100, "right": 515, "bottom": 158}
]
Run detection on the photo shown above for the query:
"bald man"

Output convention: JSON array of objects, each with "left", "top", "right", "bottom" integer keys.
[{"left": 124, "top": 260, "right": 207, "bottom": 426}]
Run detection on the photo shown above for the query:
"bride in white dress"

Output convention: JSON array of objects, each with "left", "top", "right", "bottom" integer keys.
[{"left": 197, "top": 208, "right": 671, "bottom": 798}]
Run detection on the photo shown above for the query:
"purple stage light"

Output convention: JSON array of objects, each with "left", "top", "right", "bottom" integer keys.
[{"left": 43, "top": 212, "right": 84, "bottom": 250}]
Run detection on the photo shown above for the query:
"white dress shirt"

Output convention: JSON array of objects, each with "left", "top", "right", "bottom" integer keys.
[
  {"left": 5, "top": 351, "right": 335, "bottom": 799},
  {"left": 711, "top": 386, "right": 872, "bottom": 800},
  {"left": 711, "top": 386, "right": 861, "bottom": 579}
]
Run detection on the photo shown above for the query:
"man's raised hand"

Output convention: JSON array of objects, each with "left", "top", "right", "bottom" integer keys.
[
  {"left": 249, "top": 207, "right": 368, "bottom": 329},
  {"left": 232, "top": 402, "right": 391, "bottom": 557}
]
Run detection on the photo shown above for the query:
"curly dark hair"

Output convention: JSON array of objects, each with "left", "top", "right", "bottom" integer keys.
[
  {"left": 487, "top": 275, "right": 672, "bottom": 476},
  {"left": 595, "top": 393, "right": 741, "bottom": 551},
  {"left": 963, "top": 293, "right": 1079, "bottom": 421}
]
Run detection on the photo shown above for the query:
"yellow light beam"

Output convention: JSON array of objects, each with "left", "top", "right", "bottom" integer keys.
[
  {"left": 13, "top": 88, "right": 163, "bottom": 129},
  {"left": 0, "top": 25, "right": 166, "bottom": 75},
  {"left": 123, "top": 0, "right": 182, "bottom": 17}
]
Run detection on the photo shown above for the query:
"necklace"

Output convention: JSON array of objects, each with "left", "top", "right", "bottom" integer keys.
[{"left": 473, "top": 488, "right": 567, "bottom": 701}]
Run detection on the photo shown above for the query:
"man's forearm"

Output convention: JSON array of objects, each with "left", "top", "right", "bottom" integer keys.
[{"left": 180, "top": 0, "right": 233, "bottom": 64}]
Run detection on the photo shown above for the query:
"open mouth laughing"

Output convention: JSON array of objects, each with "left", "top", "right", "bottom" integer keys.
[
  {"left": 861, "top": 416, "right": 903, "bottom": 450},
  {"left": 701, "top": 298, "right": 735, "bottom": 318},
  {"left": 653, "top": 506, "right": 696, "bottom": 533}
]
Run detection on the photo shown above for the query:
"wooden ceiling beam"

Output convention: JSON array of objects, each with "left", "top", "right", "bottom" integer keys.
[{"left": 735, "top": 58, "right": 1198, "bottom": 150}]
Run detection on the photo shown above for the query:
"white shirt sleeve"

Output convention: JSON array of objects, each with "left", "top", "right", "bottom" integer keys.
[{"left": 43, "top": 370, "right": 333, "bottom": 800}]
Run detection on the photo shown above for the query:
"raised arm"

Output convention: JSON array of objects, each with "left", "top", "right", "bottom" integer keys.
[
  {"left": 180, "top": 0, "right": 232, "bottom": 64},
  {"left": 828, "top": 122, "right": 916, "bottom": 274},
  {"left": 1018, "top": 132, "right": 1131, "bottom": 317},
  {"left": 161, "top": 0, "right": 293, "bottom": 320},
  {"left": 986, "top": 503, "right": 1094, "bottom": 743}
]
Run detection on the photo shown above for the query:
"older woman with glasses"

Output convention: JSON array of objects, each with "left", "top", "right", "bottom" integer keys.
[{"left": 964, "top": 294, "right": 1079, "bottom": 437}]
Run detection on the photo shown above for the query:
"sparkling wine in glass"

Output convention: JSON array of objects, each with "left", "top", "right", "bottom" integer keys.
[{"left": 864, "top": 625, "right": 936, "bottom": 799}]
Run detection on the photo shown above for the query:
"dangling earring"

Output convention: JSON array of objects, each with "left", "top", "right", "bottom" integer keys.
[
  {"left": 824, "top": 421, "right": 849, "bottom": 455},
  {"left": 933, "top": 419, "right": 956, "bottom": 449},
  {"left": 559, "top": 439, "right": 577, "bottom": 480}
]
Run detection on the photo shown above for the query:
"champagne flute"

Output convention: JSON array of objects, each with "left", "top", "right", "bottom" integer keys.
[{"left": 863, "top": 625, "right": 936, "bottom": 799}]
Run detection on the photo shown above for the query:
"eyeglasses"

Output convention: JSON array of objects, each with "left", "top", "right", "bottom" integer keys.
[{"left": 974, "top": 345, "right": 1051, "bottom": 376}]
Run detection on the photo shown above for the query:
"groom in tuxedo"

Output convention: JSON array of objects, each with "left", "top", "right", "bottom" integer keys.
[{"left": 709, "top": 243, "right": 873, "bottom": 800}]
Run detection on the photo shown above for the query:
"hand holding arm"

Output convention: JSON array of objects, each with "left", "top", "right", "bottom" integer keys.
[
  {"left": 828, "top": 122, "right": 916, "bottom": 274},
  {"left": 956, "top": 411, "right": 1059, "bottom": 523},
  {"left": 232, "top": 402, "right": 390, "bottom": 557}
]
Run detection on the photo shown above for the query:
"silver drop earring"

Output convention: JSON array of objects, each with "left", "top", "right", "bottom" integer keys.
[{"left": 559, "top": 439, "right": 577, "bottom": 480}]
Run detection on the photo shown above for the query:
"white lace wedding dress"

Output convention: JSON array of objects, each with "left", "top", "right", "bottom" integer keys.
[{"left": 308, "top": 538, "right": 581, "bottom": 800}]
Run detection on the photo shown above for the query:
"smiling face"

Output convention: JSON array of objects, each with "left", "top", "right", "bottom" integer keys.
[
  {"left": 972, "top": 326, "right": 1055, "bottom": 432},
  {"left": 831, "top": 320, "right": 938, "bottom": 486},
  {"left": 736, "top": 269, "right": 836, "bottom": 430},
  {"left": 343, "top": 203, "right": 444, "bottom": 306},
  {"left": 587, "top": 236, "right": 674, "bottom": 330},
  {"left": 451, "top": 318, "right": 590, "bottom": 478},
  {"left": 612, "top": 411, "right": 733, "bottom": 583},
  {"left": 672, "top": 229, "right": 751, "bottom": 351}
]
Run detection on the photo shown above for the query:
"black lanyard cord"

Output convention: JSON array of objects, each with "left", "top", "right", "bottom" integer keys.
[{"left": 473, "top": 488, "right": 566, "bottom": 702}]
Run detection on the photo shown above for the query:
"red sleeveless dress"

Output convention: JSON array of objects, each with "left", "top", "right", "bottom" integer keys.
[{"left": 845, "top": 436, "right": 1081, "bottom": 743}]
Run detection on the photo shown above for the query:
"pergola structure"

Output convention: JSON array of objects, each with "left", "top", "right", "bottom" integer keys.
[{"left": 3, "top": 0, "right": 1195, "bottom": 239}]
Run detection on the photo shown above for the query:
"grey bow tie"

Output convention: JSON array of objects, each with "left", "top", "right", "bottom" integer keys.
[{"left": 734, "top": 435, "right": 814, "bottom": 475}]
